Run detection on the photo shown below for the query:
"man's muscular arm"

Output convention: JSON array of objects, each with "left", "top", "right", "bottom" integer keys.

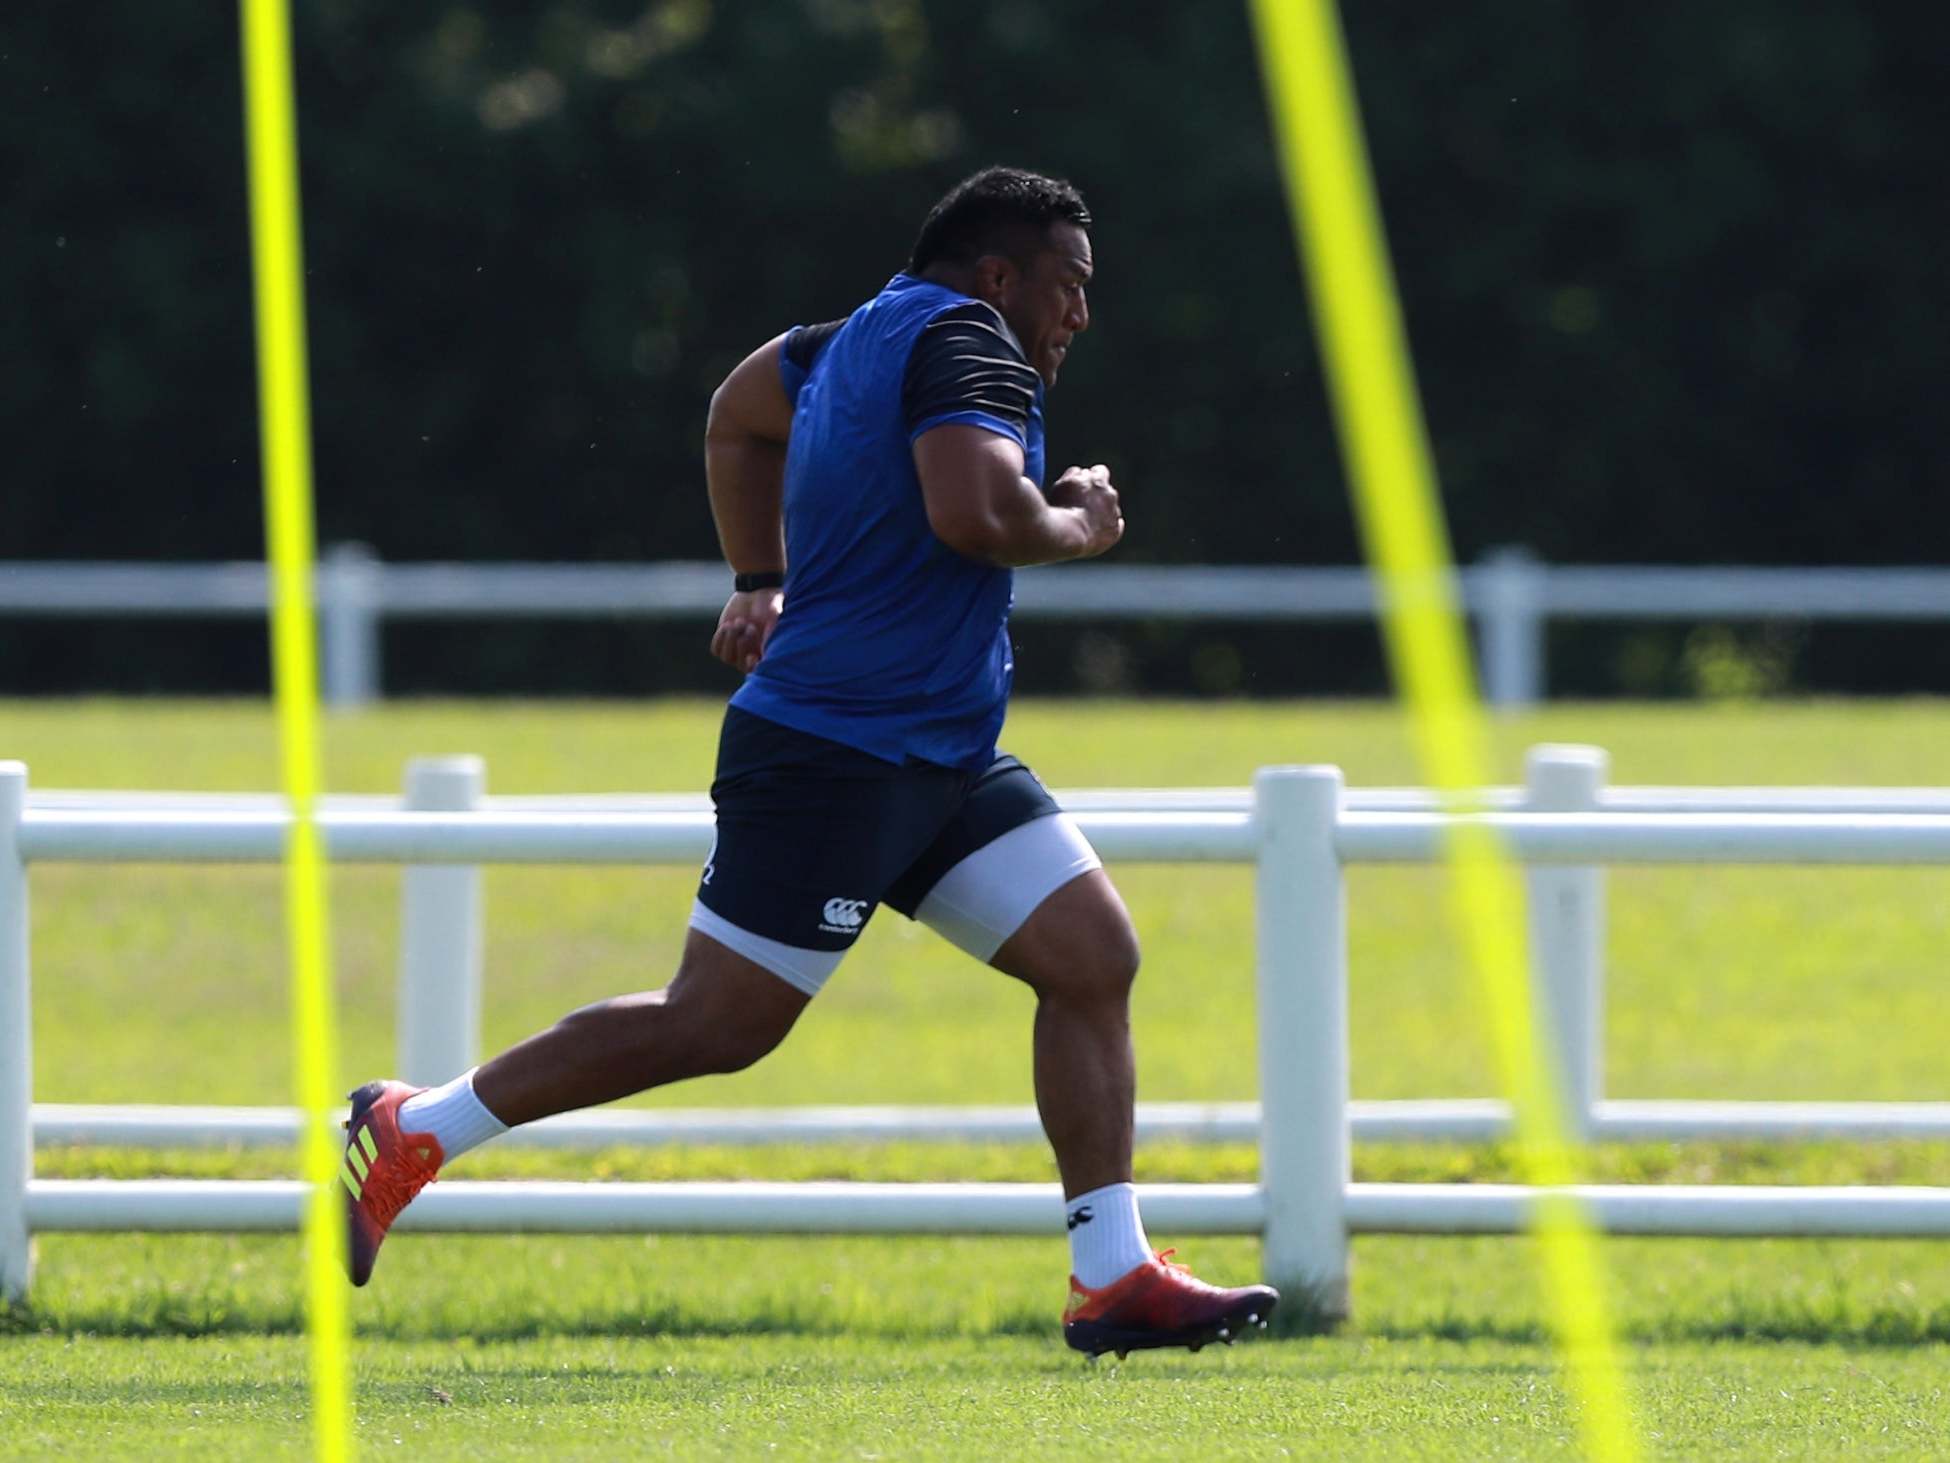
[
  {"left": 914, "top": 425, "right": 1124, "bottom": 568},
  {"left": 706, "top": 334, "right": 791, "bottom": 576},
  {"left": 704, "top": 335, "right": 792, "bottom": 671}
]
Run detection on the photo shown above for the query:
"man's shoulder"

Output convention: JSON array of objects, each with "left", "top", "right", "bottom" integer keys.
[
  {"left": 857, "top": 274, "right": 998, "bottom": 336},
  {"left": 914, "top": 298, "right": 1027, "bottom": 364},
  {"left": 797, "top": 276, "right": 994, "bottom": 360},
  {"left": 799, "top": 277, "right": 972, "bottom": 392}
]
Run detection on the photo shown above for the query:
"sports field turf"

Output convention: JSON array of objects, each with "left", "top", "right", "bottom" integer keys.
[{"left": 4, "top": 697, "right": 1950, "bottom": 1458}]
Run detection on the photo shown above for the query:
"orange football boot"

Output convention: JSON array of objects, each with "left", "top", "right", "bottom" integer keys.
[
  {"left": 1063, "top": 1249, "right": 1279, "bottom": 1357},
  {"left": 339, "top": 1080, "right": 443, "bottom": 1286}
]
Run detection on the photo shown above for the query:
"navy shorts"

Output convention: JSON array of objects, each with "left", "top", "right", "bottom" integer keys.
[{"left": 695, "top": 706, "right": 1062, "bottom": 952}]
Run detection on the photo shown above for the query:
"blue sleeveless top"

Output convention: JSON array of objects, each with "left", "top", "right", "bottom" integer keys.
[{"left": 731, "top": 274, "right": 1046, "bottom": 771}]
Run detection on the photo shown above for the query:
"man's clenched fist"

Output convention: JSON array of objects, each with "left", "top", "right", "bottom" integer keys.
[{"left": 1049, "top": 462, "right": 1124, "bottom": 559}]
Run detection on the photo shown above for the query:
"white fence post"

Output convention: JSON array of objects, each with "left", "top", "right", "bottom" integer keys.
[
  {"left": 1524, "top": 745, "right": 1608, "bottom": 1139},
  {"left": 1, "top": 763, "right": 33, "bottom": 1300},
  {"left": 1255, "top": 765, "right": 1350, "bottom": 1321},
  {"left": 397, "top": 757, "right": 485, "bottom": 1085},
  {"left": 320, "top": 542, "right": 382, "bottom": 709},
  {"left": 1477, "top": 546, "right": 1546, "bottom": 709}
]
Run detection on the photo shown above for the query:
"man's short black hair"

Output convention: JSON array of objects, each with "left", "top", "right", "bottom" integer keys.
[{"left": 909, "top": 166, "right": 1092, "bottom": 274}]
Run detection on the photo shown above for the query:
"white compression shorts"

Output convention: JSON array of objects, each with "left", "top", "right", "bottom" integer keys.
[{"left": 688, "top": 812, "right": 1102, "bottom": 997}]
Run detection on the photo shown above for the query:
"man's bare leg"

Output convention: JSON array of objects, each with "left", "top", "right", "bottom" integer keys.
[
  {"left": 994, "top": 863, "right": 1280, "bottom": 1349},
  {"left": 988, "top": 868, "right": 1141, "bottom": 1200},
  {"left": 341, "top": 928, "right": 808, "bottom": 1285},
  {"left": 472, "top": 928, "right": 811, "bottom": 1126}
]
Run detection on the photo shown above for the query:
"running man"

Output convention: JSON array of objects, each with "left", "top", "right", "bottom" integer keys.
[{"left": 339, "top": 166, "right": 1278, "bottom": 1356}]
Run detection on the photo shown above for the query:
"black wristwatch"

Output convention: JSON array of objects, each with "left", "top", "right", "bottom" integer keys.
[{"left": 733, "top": 571, "right": 785, "bottom": 593}]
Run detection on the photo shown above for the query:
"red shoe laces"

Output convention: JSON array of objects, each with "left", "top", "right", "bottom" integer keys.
[
  {"left": 1152, "top": 1249, "right": 1230, "bottom": 1298},
  {"left": 357, "top": 1132, "right": 436, "bottom": 1225}
]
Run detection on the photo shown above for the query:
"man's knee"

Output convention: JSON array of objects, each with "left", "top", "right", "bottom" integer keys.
[
  {"left": 1051, "top": 927, "right": 1140, "bottom": 1007},
  {"left": 995, "top": 871, "right": 1142, "bottom": 1003},
  {"left": 661, "top": 932, "right": 811, "bottom": 1077},
  {"left": 1088, "top": 914, "right": 1142, "bottom": 998},
  {"left": 1067, "top": 902, "right": 1141, "bottom": 995}
]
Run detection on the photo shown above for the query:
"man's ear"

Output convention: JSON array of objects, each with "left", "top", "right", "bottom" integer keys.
[{"left": 969, "top": 252, "right": 1019, "bottom": 306}]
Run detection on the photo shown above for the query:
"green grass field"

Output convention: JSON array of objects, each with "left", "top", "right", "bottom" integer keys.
[{"left": 4, "top": 697, "right": 1950, "bottom": 1459}]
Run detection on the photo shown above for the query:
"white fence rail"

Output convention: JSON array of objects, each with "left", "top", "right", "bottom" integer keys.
[
  {"left": 11, "top": 547, "right": 1950, "bottom": 707},
  {"left": 26, "top": 746, "right": 1950, "bottom": 1146},
  {"left": 8, "top": 752, "right": 1950, "bottom": 1314}
]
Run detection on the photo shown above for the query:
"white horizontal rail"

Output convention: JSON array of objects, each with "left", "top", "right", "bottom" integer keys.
[
  {"left": 1542, "top": 567, "right": 1950, "bottom": 619},
  {"left": 32, "top": 785, "right": 1950, "bottom": 815},
  {"left": 16, "top": 553, "right": 1950, "bottom": 706},
  {"left": 1591, "top": 1100, "right": 1950, "bottom": 1141},
  {"left": 23, "top": 1180, "right": 1264, "bottom": 1235},
  {"left": 1346, "top": 1184, "right": 1950, "bottom": 1236},
  {"left": 1059, "top": 787, "right": 1950, "bottom": 817},
  {"left": 0, "top": 563, "right": 275, "bottom": 613},
  {"left": 19, "top": 810, "right": 713, "bottom": 864},
  {"left": 21, "top": 788, "right": 1257, "bottom": 814},
  {"left": 29, "top": 1102, "right": 1263, "bottom": 1149},
  {"left": 1337, "top": 812, "right": 1950, "bottom": 865},
  {"left": 15, "top": 809, "right": 1257, "bottom": 865},
  {"left": 0, "top": 561, "right": 1378, "bottom": 621},
  {"left": 37, "top": 1098, "right": 1950, "bottom": 1151},
  {"left": 29, "top": 807, "right": 1950, "bottom": 867},
  {"left": 26, "top": 1178, "right": 1950, "bottom": 1238},
  {"left": 13, "top": 559, "right": 1950, "bottom": 619}
]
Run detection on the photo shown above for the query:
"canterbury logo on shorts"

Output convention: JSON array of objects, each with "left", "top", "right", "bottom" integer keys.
[{"left": 819, "top": 897, "right": 868, "bottom": 934}]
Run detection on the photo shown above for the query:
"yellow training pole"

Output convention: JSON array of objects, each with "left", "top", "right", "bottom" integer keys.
[
  {"left": 1246, "top": 3, "right": 1639, "bottom": 1459},
  {"left": 238, "top": 1, "right": 352, "bottom": 1457}
]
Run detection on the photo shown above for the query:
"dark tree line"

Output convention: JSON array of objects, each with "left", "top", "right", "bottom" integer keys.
[{"left": 7, "top": 2, "right": 1948, "bottom": 696}]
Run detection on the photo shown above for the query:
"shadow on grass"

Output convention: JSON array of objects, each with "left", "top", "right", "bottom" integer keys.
[
  {"left": 15, "top": 1293, "right": 1950, "bottom": 1350},
  {"left": 0, "top": 1375, "right": 310, "bottom": 1407},
  {"left": 1261, "top": 1274, "right": 1369, "bottom": 1339},
  {"left": 1368, "top": 1301, "right": 1950, "bottom": 1349},
  {"left": 0, "top": 1296, "right": 1056, "bottom": 1344}
]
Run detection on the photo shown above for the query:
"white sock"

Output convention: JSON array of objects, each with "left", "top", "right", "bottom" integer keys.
[
  {"left": 399, "top": 1067, "right": 508, "bottom": 1163},
  {"left": 1065, "top": 1181, "right": 1153, "bottom": 1288}
]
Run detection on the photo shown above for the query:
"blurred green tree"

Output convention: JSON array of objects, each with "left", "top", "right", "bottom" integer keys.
[{"left": 5, "top": 1, "right": 1946, "bottom": 693}]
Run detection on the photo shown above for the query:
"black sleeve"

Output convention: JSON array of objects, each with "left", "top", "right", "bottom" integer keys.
[
  {"left": 901, "top": 302, "right": 1039, "bottom": 440},
  {"left": 784, "top": 319, "right": 847, "bottom": 372}
]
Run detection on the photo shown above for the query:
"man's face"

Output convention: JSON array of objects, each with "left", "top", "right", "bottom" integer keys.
[{"left": 996, "top": 222, "right": 1092, "bottom": 387}]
